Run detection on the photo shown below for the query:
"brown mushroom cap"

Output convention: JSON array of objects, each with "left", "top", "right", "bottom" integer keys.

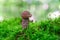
[{"left": 21, "top": 11, "right": 32, "bottom": 19}]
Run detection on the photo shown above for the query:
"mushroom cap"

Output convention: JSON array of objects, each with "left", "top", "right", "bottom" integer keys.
[{"left": 21, "top": 11, "right": 32, "bottom": 19}]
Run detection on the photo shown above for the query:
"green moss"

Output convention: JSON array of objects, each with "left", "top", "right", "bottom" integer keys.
[{"left": 0, "top": 17, "right": 60, "bottom": 40}]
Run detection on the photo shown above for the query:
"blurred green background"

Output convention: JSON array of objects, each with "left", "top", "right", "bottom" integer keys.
[
  {"left": 0, "top": 0, "right": 60, "bottom": 20},
  {"left": 0, "top": 0, "right": 60, "bottom": 40}
]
